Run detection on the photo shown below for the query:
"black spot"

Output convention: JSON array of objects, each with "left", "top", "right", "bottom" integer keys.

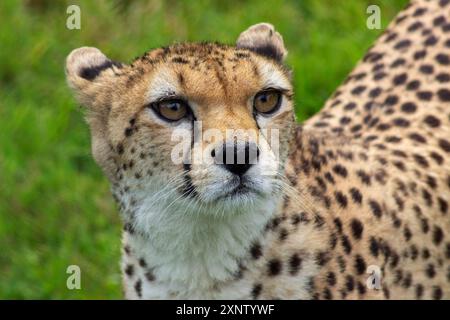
[
  {"left": 123, "top": 222, "right": 135, "bottom": 234},
  {"left": 384, "top": 95, "right": 399, "bottom": 106},
  {"left": 433, "top": 286, "right": 443, "bottom": 300},
  {"left": 424, "top": 35, "right": 438, "bottom": 46},
  {"left": 335, "top": 191, "right": 348, "bottom": 208},
  {"left": 351, "top": 86, "right": 367, "bottom": 95},
  {"left": 354, "top": 255, "right": 366, "bottom": 275},
  {"left": 341, "top": 235, "right": 352, "bottom": 254},
  {"left": 134, "top": 279, "right": 142, "bottom": 298},
  {"left": 422, "top": 248, "right": 430, "bottom": 259},
  {"left": 393, "top": 73, "right": 407, "bottom": 85},
  {"left": 316, "top": 251, "right": 330, "bottom": 266},
  {"left": 250, "top": 243, "right": 262, "bottom": 260},
  {"left": 402, "top": 272, "right": 412, "bottom": 288},
  {"left": 407, "top": 80, "right": 420, "bottom": 90},
  {"left": 445, "top": 243, "right": 450, "bottom": 259},
  {"left": 426, "top": 176, "right": 437, "bottom": 189},
  {"left": 415, "top": 284, "right": 424, "bottom": 299},
  {"left": 357, "top": 170, "right": 371, "bottom": 185},
  {"left": 357, "top": 282, "right": 366, "bottom": 295},
  {"left": 117, "top": 143, "right": 124, "bottom": 155},
  {"left": 339, "top": 116, "right": 352, "bottom": 125},
  {"left": 390, "top": 57, "right": 404, "bottom": 67},
  {"left": 443, "top": 23, "right": 450, "bottom": 32},
  {"left": 289, "top": 254, "right": 302, "bottom": 275},
  {"left": 438, "top": 198, "right": 448, "bottom": 215},
  {"left": 433, "top": 226, "right": 444, "bottom": 245},
  {"left": 369, "top": 87, "right": 382, "bottom": 98},
  {"left": 334, "top": 218, "right": 343, "bottom": 233},
  {"left": 394, "top": 39, "right": 411, "bottom": 50},
  {"left": 327, "top": 272, "right": 336, "bottom": 287},
  {"left": 419, "top": 64, "right": 434, "bottom": 75},
  {"left": 329, "top": 232, "right": 338, "bottom": 249},
  {"left": 171, "top": 56, "right": 189, "bottom": 64},
  {"left": 438, "top": 139, "right": 450, "bottom": 152},
  {"left": 434, "top": 16, "right": 446, "bottom": 26},
  {"left": 234, "top": 52, "right": 250, "bottom": 59},
  {"left": 350, "top": 219, "right": 364, "bottom": 240},
  {"left": 267, "top": 259, "right": 282, "bottom": 276},
  {"left": 423, "top": 115, "right": 441, "bottom": 128},
  {"left": 437, "top": 89, "right": 450, "bottom": 101},
  {"left": 403, "top": 226, "right": 412, "bottom": 241},
  {"left": 278, "top": 228, "right": 289, "bottom": 241},
  {"left": 392, "top": 117, "right": 410, "bottom": 127},
  {"left": 414, "top": 50, "right": 427, "bottom": 60},
  {"left": 408, "top": 21, "right": 423, "bottom": 32},
  {"left": 314, "top": 214, "right": 325, "bottom": 229},
  {"left": 345, "top": 275, "right": 355, "bottom": 292},
  {"left": 332, "top": 164, "right": 348, "bottom": 177},
  {"left": 125, "top": 264, "right": 134, "bottom": 277},
  {"left": 369, "top": 237, "right": 379, "bottom": 257},
  {"left": 413, "top": 154, "right": 429, "bottom": 168},
  {"left": 413, "top": 7, "right": 427, "bottom": 16},
  {"left": 426, "top": 264, "right": 436, "bottom": 278},
  {"left": 401, "top": 102, "right": 417, "bottom": 113},
  {"left": 323, "top": 288, "right": 333, "bottom": 300},
  {"left": 422, "top": 188, "right": 433, "bottom": 207},
  {"left": 291, "top": 212, "right": 310, "bottom": 225},
  {"left": 349, "top": 188, "right": 362, "bottom": 204},
  {"left": 436, "top": 73, "right": 450, "bottom": 82},
  {"left": 436, "top": 53, "right": 450, "bottom": 65},
  {"left": 416, "top": 91, "right": 433, "bottom": 101},
  {"left": 344, "top": 102, "right": 357, "bottom": 111},
  {"left": 138, "top": 258, "right": 147, "bottom": 268},
  {"left": 369, "top": 200, "right": 382, "bottom": 218},
  {"left": 410, "top": 245, "right": 419, "bottom": 260},
  {"left": 430, "top": 152, "right": 444, "bottom": 165},
  {"left": 251, "top": 283, "right": 263, "bottom": 299}
]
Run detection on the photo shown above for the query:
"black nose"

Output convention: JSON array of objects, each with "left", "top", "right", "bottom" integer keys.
[{"left": 212, "top": 142, "right": 260, "bottom": 176}]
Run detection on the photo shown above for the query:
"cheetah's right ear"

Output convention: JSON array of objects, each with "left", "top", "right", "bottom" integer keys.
[
  {"left": 65, "top": 47, "right": 122, "bottom": 108},
  {"left": 236, "top": 23, "right": 287, "bottom": 62}
]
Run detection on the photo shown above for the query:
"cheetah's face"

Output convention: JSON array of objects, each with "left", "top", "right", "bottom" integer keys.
[{"left": 66, "top": 23, "right": 295, "bottom": 214}]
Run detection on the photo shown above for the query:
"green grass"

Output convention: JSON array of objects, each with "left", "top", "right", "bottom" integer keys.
[{"left": 0, "top": 0, "right": 408, "bottom": 299}]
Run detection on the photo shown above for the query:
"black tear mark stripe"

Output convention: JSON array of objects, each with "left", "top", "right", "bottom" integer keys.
[{"left": 80, "top": 60, "right": 123, "bottom": 80}]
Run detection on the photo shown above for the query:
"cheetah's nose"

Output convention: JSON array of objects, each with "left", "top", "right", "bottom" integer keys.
[{"left": 212, "top": 142, "right": 260, "bottom": 176}]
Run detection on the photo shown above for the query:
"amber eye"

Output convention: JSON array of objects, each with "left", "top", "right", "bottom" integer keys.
[
  {"left": 153, "top": 99, "right": 188, "bottom": 122},
  {"left": 253, "top": 90, "right": 282, "bottom": 114}
]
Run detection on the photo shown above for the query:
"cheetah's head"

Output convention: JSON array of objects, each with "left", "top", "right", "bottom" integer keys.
[{"left": 66, "top": 24, "right": 295, "bottom": 225}]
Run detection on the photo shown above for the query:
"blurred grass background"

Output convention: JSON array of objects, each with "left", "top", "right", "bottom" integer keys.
[{"left": 0, "top": 0, "right": 408, "bottom": 299}]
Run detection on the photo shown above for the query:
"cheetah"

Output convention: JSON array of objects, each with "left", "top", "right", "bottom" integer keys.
[{"left": 66, "top": 0, "right": 450, "bottom": 299}]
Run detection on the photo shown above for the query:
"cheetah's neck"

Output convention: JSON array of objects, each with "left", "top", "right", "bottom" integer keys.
[{"left": 121, "top": 185, "right": 283, "bottom": 299}]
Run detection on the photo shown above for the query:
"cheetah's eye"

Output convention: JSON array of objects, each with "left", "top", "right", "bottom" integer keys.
[
  {"left": 152, "top": 99, "right": 189, "bottom": 122},
  {"left": 253, "top": 90, "right": 282, "bottom": 114}
]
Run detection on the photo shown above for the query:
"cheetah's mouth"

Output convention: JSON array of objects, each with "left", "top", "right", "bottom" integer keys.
[{"left": 214, "top": 176, "right": 264, "bottom": 202}]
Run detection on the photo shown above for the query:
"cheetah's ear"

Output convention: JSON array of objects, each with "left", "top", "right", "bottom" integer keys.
[
  {"left": 65, "top": 47, "right": 122, "bottom": 108},
  {"left": 236, "top": 23, "right": 287, "bottom": 62}
]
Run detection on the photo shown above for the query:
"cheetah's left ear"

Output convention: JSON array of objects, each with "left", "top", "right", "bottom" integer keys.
[
  {"left": 236, "top": 23, "right": 287, "bottom": 62},
  {"left": 65, "top": 47, "right": 123, "bottom": 109}
]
